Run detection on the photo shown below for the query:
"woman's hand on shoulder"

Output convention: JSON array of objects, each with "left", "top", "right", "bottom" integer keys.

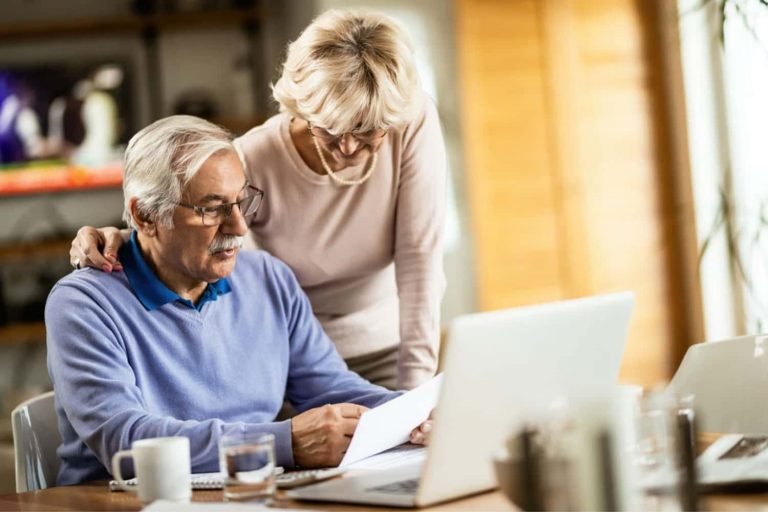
[{"left": 69, "top": 226, "right": 127, "bottom": 272}]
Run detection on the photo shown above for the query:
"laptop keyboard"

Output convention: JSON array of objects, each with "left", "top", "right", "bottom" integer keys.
[{"left": 367, "top": 478, "right": 419, "bottom": 495}]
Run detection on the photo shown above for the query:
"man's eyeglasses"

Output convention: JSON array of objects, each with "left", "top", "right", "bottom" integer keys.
[
  {"left": 308, "top": 122, "right": 388, "bottom": 146},
  {"left": 177, "top": 185, "right": 264, "bottom": 226}
]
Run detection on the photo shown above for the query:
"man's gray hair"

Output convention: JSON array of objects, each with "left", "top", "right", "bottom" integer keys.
[
  {"left": 272, "top": 9, "right": 422, "bottom": 135},
  {"left": 122, "top": 115, "right": 237, "bottom": 230}
]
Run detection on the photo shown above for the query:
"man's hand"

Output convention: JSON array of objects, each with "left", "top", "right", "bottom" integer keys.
[
  {"left": 291, "top": 403, "right": 368, "bottom": 468},
  {"left": 69, "top": 226, "right": 127, "bottom": 272}
]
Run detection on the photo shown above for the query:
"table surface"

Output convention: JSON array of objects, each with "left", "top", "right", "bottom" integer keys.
[
  {"left": 0, "top": 484, "right": 512, "bottom": 511},
  {"left": 5, "top": 482, "right": 768, "bottom": 511},
  {"left": 2, "top": 434, "right": 767, "bottom": 511}
]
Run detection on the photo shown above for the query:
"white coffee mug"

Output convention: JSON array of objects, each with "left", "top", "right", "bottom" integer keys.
[{"left": 111, "top": 436, "right": 192, "bottom": 503}]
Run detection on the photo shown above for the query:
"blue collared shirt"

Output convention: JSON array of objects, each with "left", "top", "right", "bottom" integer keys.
[{"left": 120, "top": 231, "right": 231, "bottom": 312}]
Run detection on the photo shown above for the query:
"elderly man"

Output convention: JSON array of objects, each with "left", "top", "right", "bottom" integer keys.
[{"left": 46, "top": 116, "right": 425, "bottom": 485}]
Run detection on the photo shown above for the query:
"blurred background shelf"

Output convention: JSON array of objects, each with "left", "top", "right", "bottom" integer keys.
[
  {"left": 0, "top": 163, "right": 123, "bottom": 197},
  {"left": 0, "top": 322, "right": 46, "bottom": 346},
  {"left": 211, "top": 116, "right": 264, "bottom": 135},
  {"left": 0, "top": 238, "right": 71, "bottom": 262},
  {"left": 0, "top": 239, "right": 70, "bottom": 347},
  {"left": 0, "top": 7, "right": 262, "bottom": 41}
]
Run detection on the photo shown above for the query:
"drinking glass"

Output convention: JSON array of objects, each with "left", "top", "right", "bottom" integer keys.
[
  {"left": 633, "top": 390, "right": 683, "bottom": 511},
  {"left": 219, "top": 432, "right": 276, "bottom": 503}
]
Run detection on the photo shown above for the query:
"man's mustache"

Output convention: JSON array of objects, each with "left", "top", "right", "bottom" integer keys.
[{"left": 208, "top": 234, "right": 244, "bottom": 254}]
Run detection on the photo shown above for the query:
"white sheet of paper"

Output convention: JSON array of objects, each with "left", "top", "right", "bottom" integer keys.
[
  {"left": 345, "top": 444, "right": 427, "bottom": 471},
  {"left": 340, "top": 374, "right": 443, "bottom": 467}
]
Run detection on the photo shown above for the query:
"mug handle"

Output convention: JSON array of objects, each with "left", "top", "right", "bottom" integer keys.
[{"left": 111, "top": 450, "right": 137, "bottom": 493}]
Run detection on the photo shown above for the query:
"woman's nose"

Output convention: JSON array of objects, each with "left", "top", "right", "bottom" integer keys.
[{"left": 338, "top": 133, "right": 360, "bottom": 155}]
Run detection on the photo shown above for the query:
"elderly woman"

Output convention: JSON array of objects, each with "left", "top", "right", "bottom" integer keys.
[{"left": 69, "top": 9, "right": 446, "bottom": 391}]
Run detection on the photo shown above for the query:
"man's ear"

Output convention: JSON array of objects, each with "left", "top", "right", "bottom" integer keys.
[{"left": 129, "top": 198, "right": 157, "bottom": 236}]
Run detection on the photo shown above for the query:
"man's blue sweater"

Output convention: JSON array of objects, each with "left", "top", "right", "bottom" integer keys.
[{"left": 46, "top": 234, "right": 397, "bottom": 485}]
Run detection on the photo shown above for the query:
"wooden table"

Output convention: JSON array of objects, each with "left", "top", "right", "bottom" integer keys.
[
  {"left": 5, "top": 483, "right": 768, "bottom": 512},
  {"left": 0, "top": 484, "right": 512, "bottom": 511},
  {"left": 2, "top": 435, "right": 766, "bottom": 511}
]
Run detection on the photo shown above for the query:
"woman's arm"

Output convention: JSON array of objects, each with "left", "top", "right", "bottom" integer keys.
[
  {"left": 393, "top": 95, "right": 448, "bottom": 390},
  {"left": 69, "top": 226, "right": 130, "bottom": 271}
]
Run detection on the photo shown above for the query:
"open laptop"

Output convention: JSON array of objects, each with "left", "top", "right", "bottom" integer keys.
[
  {"left": 669, "top": 334, "right": 768, "bottom": 434},
  {"left": 288, "top": 291, "right": 635, "bottom": 508}
]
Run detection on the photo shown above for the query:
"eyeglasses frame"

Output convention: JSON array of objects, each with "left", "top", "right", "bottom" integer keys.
[
  {"left": 177, "top": 185, "right": 264, "bottom": 226},
  {"left": 307, "top": 122, "right": 389, "bottom": 146}
]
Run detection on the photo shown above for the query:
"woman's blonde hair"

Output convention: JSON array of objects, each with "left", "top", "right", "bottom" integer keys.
[{"left": 272, "top": 9, "right": 421, "bottom": 135}]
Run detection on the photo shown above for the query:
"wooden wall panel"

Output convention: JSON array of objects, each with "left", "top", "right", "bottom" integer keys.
[
  {"left": 570, "top": 0, "right": 675, "bottom": 383},
  {"left": 457, "top": 0, "right": 565, "bottom": 311},
  {"left": 456, "top": 0, "right": 698, "bottom": 386}
]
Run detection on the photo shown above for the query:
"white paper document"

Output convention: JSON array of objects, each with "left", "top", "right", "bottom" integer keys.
[
  {"left": 340, "top": 373, "right": 443, "bottom": 467},
  {"left": 346, "top": 443, "right": 427, "bottom": 471}
]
